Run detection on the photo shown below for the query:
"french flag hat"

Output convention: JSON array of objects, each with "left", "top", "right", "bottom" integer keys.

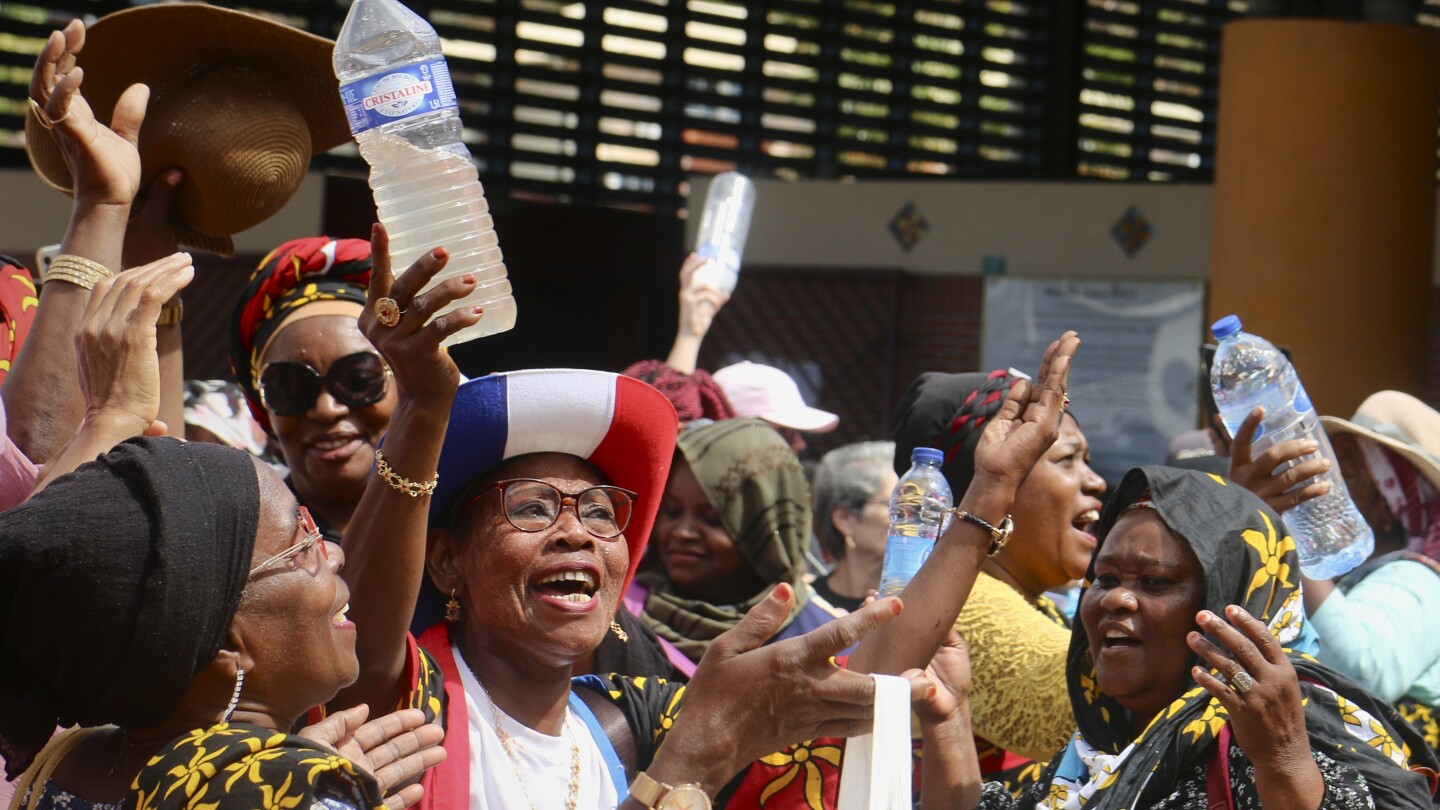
[{"left": 429, "top": 369, "right": 680, "bottom": 591}]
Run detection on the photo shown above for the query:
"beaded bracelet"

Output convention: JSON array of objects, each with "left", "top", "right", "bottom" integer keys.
[
  {"left": 44, "top": 255, "right": 113, "bottom": 290},
  {"left": 374, "top": 450, "right": 438, "bottom": 498}
]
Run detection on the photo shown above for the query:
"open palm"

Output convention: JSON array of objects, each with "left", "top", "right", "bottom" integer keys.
[
  {"left": 972, "top": 331, "right": 1080, "bottom": 487},
  {"left": 30, "top": 19, "right": 147, "bottom": 207}
]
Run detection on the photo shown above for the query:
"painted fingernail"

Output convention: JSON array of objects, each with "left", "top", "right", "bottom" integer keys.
[
  {"left": 472, "top": 306, "right": 484, "bottom": 315},
  {"left": 432, "top": 248, "right": 447, "bottom": 260},
  {"left": 926, "top": 685, "right": 937, "bottom": 699},
  {"left": 890, "top": 598, "right": 903, "bottom": 615}
]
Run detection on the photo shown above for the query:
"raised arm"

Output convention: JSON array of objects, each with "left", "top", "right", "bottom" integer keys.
[
  {"left": 33, "top": 252, "right": 193, "bottom": 492},
  {"left": 665, "top": 253, "right": 728, "bottom": 375},
  {"left": 845, "top": 332, "right": 1079, "bottom": 676},
  {"left": 330, "top": 224, "right": 486, "bottom": 716},
  {"left": 5, "top": 20, "right": 148, "bottom": 463}
]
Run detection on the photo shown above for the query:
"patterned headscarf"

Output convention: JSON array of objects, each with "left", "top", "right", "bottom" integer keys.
[
  {"left": 0, "top": 257, "right": 37, "bottom": 385},
  {"left": 1040, "top": 466, "right": 1439, "bottom": 810},
  {"left": 638, "top": 418, "right": 811, "bottom": 661},
  {"left": 227, "top": 237, "right": 371, "bottom": 434},
  {"left": 889, "top": 370, "right": 1027, "bottom": 495},
  {"left": 1357, "top": 439, "right": 1440, "bottom": 561},
  {"left": 622, "top": 359, "right": 735, "bottom": 424},
  {"left": 0, "top": 438, "right": 259, "bottom": 778}
]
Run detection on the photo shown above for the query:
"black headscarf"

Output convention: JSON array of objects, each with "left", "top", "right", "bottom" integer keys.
[
  {"left": 889, "top": 369, "right": 1025, "bottom": 495},
  {"left": 0, "top": 437, "right": 261, "bottom": 778},
  {"left": 1047, "top": 466, "right": 1439, "bottom": 809}
]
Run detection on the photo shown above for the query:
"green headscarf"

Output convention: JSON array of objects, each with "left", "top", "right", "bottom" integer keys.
[{"left": 638, "top": 419, "right": 811, "bottom": 662}]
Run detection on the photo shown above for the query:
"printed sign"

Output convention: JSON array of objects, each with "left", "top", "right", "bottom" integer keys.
[{"left": 981, "top": 277, "right": 1206, "bottom": 484}]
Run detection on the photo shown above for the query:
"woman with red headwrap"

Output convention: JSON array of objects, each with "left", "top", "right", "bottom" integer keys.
[{"left": 228, "top": 237, "right": 391, "bottom": 543}]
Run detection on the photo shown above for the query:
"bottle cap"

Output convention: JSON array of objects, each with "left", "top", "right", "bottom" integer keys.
[
  {"left": 1211, "top": 314, "right": 1242, "bottom": 339},
  {"left": 912, "top": 447, "right": 944, "bottom": 465}
]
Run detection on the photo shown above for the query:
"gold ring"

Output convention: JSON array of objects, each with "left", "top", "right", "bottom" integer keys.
[
  {"left": 1230, "top": 670, "right": 1254, "bottom": 693},
  {"left": 375, "top": 297, "right": 403, "bottom": 327}
]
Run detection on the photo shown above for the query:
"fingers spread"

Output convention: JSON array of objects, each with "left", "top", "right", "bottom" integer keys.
[
  {"left": 1192, "top": 667, "right": 1241, "bottom": 714},
  {"left": 1224, "top": 604, "right": 1289, "bottom": 666},
  {"left": 408, "top": 274, "right": 476, "bottom": 325},
  {"left": 388, "top": 247, "right": 449, "bottom": 308}
]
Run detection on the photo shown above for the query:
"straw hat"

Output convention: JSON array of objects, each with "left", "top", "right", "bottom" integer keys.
[
  {"left": 1321, "top": 390, "right": 1440, "bottom": 492},
  {"left": 25, "top": 4, "right": 351, "bottom": 256}
]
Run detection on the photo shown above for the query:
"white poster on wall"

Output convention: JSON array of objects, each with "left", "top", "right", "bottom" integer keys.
[{"left": 981, "top": 278, "right": 1206, "bottom": 484}]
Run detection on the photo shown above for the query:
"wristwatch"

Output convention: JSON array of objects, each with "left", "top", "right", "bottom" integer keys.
[{"left": 630, "top": 771, "right": 711, "bottom": 810}]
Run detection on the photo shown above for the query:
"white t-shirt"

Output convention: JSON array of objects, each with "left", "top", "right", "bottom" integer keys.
[{"left": 454, "top": 645, "right": 620, "bottom": 810}]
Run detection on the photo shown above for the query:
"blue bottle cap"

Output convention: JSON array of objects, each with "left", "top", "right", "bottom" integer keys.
[
  {"left": 912, "top": 447, "right": 944, "bottom": 465},
  {"left": 1211, "top": 315, "right": 1243, "bottom": 339}
]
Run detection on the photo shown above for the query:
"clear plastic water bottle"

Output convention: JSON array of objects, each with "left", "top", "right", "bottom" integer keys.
[
  {"left": 690, "top": 172, "right": 755, "bottom": 295},
  {"left": 1210, "top": 315, "right": 1373, "bottom": 579},
  {"left": 334, "top": 0, "right": 515, "bottom": 345},
  {"left": 877, "top": 447, "right": 954, "bottom": 597}
]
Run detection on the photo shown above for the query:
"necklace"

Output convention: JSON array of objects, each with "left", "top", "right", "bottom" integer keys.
[{"left": 486, "top": 691, "right": 581, "bottom": 810}]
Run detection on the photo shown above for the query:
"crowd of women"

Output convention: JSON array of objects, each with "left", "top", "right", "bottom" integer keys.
[{"left": 2, "top": 7, "right": 1439, "bottom": 810}]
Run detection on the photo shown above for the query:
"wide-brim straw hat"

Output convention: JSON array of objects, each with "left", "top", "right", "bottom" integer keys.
[
  {"left": 25, "top": 4, "right": 351, "bottom": 256},
  {"left": 1321, "top": 390, "right": 1440, "bottom": 493}
]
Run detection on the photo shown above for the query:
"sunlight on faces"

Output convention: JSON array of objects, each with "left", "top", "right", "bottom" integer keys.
[
  {"left": 261, "top": 315, "right": 396, "bottom": 504},
  {"left": 435, "top": 453, "right": 630, "bottom": 668},
  {"left": 233, "top": 458, "right": 357, "bottom": 717},
  {"left": 1006, "top": 415, "right": 1108, "bottom": 588},
  {"left": 1079, "top": 509, "right": 1205, "bottom": 727}
]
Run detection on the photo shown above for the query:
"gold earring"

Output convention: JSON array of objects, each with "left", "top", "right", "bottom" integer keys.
[
  {"left": 445, "top": 589, "right": 461, "bottom": 622},
  {"left": 844, "top": 535, "right": 856, "bottom": 550},
  {"left": 610, "top": 621, "right": 629, "bottom": 643}
]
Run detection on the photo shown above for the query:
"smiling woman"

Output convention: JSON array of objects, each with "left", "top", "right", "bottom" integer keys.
[{"left": 228, "top": 236, "right": 393, "bottom": 542}]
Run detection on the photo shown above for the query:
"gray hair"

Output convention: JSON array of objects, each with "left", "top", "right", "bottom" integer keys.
[{"left": 812, "top": 440, "right": 896, "bottom": 560}]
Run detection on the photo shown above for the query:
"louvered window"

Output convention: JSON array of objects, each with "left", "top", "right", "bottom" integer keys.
[{"left": 2, "top": 0, "right": 1271, "bottom": 210}]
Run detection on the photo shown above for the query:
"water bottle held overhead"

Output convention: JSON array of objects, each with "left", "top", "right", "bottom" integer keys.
[
  {"left": 691, "top": 172, "right": 756, "bottom": 295},
  {"left": 877, "top": 447, "right": 953, "bottom": 597},
  {"left": 1209, "top": 314, "right": 1373, "bottom": 579},
  {"left": 335, "top": 0, "right": 515, "bottom": 345}
]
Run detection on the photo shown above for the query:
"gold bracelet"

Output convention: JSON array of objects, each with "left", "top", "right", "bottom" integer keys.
[
  {"left": 44, "top": 255, "right": 113, "bottom": 290},
  {"left": 157, "top": 298, "right": 183, "bottom": 326},
  {"left": 374, "top": 450, "right": 437, "bottom": 498}
]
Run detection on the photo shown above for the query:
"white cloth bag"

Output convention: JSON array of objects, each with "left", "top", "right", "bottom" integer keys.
[{"left": 836, "top": 673, "right": 912, "bottom": 810}]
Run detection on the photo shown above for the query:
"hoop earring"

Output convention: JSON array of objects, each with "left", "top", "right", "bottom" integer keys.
[
  {"left": 610, "top": 621, "right": 629, "bottom": 643},
  {"left": 223, "top": 668, "right": 245, "bottom": 723},
  {"left": 446, "top": 589, "right": 462, "bottom": 622}
]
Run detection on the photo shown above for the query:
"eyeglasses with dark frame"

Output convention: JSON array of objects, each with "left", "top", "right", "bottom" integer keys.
[
  {"left": 465, "top": 478, "right": 638, "bottom": 539},
  {"left": 257, "top": 351, "right": 392, "bottom": 417},
  {"left": 249, "top": 506, "right": 327, "bottom": 578}
]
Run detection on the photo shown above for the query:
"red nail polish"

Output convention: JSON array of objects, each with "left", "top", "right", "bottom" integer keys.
[
  {"left": 462, "top": 274, "right": 475, "bottom": 284},
  {"left": 432, "top": 248, "right": 447, "bottom": 260},
  {"left": 472, "top": 306, "right": 484, "bottom": 315}
]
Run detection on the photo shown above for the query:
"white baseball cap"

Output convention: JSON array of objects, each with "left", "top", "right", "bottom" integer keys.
[{"left": 713, "top": 361, "right": 839, "bottom": 433}]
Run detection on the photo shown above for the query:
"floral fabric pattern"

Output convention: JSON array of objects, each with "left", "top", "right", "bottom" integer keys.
[{"left": 128, "top": 721, "right": 384, "bottom": 810}]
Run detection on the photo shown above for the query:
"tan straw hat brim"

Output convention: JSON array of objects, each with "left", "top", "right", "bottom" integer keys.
[
  {"left": 25, "top": 4, "right": 350, "bottom": 251},
  {"left": 1322, "top": 406, "right": 1440, "bottom": 494}
]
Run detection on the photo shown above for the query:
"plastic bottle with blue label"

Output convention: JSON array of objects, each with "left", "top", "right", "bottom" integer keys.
[
  {"left": 334, "top": 0, "right": 514, "bottom": 345},
  {"left": 1210, "top": 315, "right": 1373, "bottom": 579},
  {"left": 690, "top": 172, "right": 755, "bottom": 295},
  {"left": 877, "top": 447, "right": 954, "bottom": 597}
]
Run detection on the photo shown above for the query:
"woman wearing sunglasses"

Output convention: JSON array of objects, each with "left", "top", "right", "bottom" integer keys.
[{"left": 228, "top": 236, "right": 395, "bottom": 543}]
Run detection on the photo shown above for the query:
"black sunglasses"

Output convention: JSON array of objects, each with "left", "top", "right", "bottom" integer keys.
[{"left": 258, "top": 351, "right": 391, "bottom": 417}]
